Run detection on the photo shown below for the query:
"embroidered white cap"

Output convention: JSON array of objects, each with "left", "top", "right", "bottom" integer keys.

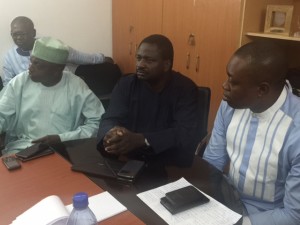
[{"left": 31, "top": 37, "right": 69, "bottom": 64}]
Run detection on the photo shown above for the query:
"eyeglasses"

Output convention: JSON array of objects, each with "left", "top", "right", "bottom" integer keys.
[{"left": 11, "top": 32, "right": 28, "bottom": 38}]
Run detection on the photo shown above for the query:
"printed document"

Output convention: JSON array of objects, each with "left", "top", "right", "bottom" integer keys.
[{"left": 137, "top": 177, "right": 242, "bottom": 225}]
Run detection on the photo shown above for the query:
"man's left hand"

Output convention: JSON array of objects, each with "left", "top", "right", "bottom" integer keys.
[{"left": 32, "top": 135, "right": 61, "bottom": 146}]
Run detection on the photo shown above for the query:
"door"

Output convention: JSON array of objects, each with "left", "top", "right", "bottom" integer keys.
[
  {"left": 112, "top": 0, "right": 163, "bottom": 74},
  {"left": 163, "top": 0, "right": 242, "bottom": 130}
]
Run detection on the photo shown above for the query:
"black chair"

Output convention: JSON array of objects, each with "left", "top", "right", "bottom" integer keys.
[
  {"left": 195, "top": 86, "right": 211, "bottom": 157},
  {"left": 74, "top": 62, "right": 122, "bottom": 109},
  {"left": 0, "top": 77, "right": 3, "bottom": 91},
  {"left": 287, "top": 68, "right": 300, "bottom": 97}
]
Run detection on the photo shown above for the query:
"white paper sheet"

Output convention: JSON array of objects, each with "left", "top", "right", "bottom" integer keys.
[
  {"left": 66, "top": 191, "right": 127, "bottom": 222},
  {"left": 10, "top": 195, "right": 69, "bottom": 225},
  {"left": 137, "top": 177, "right": 242, "bottom": 225},
  {"left": 10, "top": 192, "right": 127, "bottom": 225}
]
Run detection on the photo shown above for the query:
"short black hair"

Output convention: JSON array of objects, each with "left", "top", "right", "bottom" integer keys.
[
  {"left": 139, "top": 34, "right": 174, "bottom": 68},
  {"left": 234, "top": 40, "right": 288, "bottom": 85},
  {"left": 11, "top": 16, "right": 34, "bottom": 29}
]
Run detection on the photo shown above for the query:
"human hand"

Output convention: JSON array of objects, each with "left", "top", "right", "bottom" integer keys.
[
  {"left": 104, "top": 57, "right": 114, "bottom": 64},
  {"left": 103, "top": 126, "right": 145, "bottom": 155},
  {"left": 32, "top": 135, "right": 61, "bottom": 146}
]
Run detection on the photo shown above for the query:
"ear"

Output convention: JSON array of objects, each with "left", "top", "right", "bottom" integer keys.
[
  {"left": 163, "top": 60, "right": 171, "bottom": 72},
  {"left": 257, "top": 82, "right": 270, "bottom": 97},
  {"left": 32, "top": 29, "right": 36, "bottom": 38}
]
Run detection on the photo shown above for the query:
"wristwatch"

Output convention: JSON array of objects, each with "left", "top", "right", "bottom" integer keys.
[{"left": 144, "top": 138, "right": 150, "bottom": 147}]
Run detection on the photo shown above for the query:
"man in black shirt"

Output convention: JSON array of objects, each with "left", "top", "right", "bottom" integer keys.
[{"left": 97, "top": 34, "right": 201, "bottom": 166}]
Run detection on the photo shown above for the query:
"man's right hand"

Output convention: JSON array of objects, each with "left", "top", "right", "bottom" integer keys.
[{"left": 32, "top": 135, "right": 61, "bottom": 146}]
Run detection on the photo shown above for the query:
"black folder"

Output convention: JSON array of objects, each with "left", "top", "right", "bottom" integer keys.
[{"left": 71, "top": 159, "right": 124, "bottom": 179}]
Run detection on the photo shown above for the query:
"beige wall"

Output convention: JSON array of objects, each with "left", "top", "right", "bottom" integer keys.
[{"left": 0, "top": 0, "right": 112, "bottom": 78}]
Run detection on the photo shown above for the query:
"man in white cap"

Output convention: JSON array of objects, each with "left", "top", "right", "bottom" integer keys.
[{"left": 0, "top": 37, "right": 104, "bottom": 155}]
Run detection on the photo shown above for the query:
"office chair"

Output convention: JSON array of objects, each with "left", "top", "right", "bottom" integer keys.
[
  {"left": 195, "top": 86, "right": 211, "bottom": 157},
  {"left": 0, "top": 77, "right": 3, "bottom": 91},
  {"left": 74, "top": 62, "right": 122, "bottom": 109},
  {"left": 287, "top": 68, "right": 300, "bottom": 97}
]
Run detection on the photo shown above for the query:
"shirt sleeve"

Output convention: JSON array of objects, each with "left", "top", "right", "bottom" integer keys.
[
  {"left": 203, "top": 101, "right": 231, "bottom": 171},
  {"left": 3, "top": 53, "right": 15, "bottom": 86},
  {"left": 58, "top": 86, "right": 104, "bottom": 142},
  {"left": 67, "top": 47, "right": 105, "bottom": 65},
  {"left": 143, "top": 84, "right": 200, "bottom": 157},
  {"left": 248, "top": 144, "right": 300, "bottom": 225},
  {"left": 0, "top": 82, "right": 17, "bottom": 132},
  {"left": 97, "top": 78, "right": 128, "bottom": 142}
]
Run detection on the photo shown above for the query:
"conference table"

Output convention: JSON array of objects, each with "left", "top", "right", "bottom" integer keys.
[
  {"left": 0, "top": 138, "right": 243, "bottom": 225},
  {"left": 55, "top": 138, "right": 243, "bottom": 225},
  {"left": 0, "top": 148, "right": 143, "bottom": 225}
]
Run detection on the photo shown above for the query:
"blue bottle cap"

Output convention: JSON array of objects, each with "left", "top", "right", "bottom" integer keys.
[{"left": 72, "top": 192, "right": 89, "bottom": 209}]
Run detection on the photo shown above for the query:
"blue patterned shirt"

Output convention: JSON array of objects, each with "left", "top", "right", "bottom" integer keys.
[{"left": 203, "top": 87, "right": 300, "bottom": 225}]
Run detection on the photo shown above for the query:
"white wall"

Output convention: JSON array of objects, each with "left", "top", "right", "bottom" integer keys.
[{"left": 0, "top": 0, "right": 112, "bottom": 78}]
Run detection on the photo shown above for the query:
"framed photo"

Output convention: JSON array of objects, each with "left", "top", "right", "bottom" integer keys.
[{"left": 264, "top": 5, "right": 294, "bottom": 36}]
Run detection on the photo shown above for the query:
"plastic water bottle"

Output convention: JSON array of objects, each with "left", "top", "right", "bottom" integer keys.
[{"left": 66, "top": 192, "right": 98, "bottom": 225}]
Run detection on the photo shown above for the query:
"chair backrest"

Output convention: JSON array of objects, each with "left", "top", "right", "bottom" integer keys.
[
  {"left": 74, "top": 62, "right": 122, "bottom": 109},
  {"left": 287, "top": 68, "right": 300, "bottom": 97},
  {"left": 0, "top": 77, "right": 3, "bottom": 91},
  {"left": 196, "top": 86, "right": 211, "bottom": 157}
]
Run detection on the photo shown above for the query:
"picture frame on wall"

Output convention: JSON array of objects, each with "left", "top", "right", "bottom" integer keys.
[{"left": 264, "top": 5, "right": 294, "bottom": 36}]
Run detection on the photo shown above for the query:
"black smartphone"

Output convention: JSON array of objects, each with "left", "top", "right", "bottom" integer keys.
[
  {"left": 15, "top": 143, "right": 49, "bottom": 159},
  {"left": 161, "top": 185, "right": 210, "bottom": 214},
  {"left": 2, "top": 156, "right": 21, "bottom": 170},
  {"left": 17, "top": 148, "right": 54, "bottom": 162},
  {"left": 117, "top": 160, "right": 145, "bottom": 182}
]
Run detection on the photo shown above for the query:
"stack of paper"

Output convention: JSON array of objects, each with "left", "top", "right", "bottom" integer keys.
[
  {"left": 10, "top": 192, "right": 127, "bottom": 225},
  {"left": 137, "top": 177, "right": 242, "bottom": 225}
]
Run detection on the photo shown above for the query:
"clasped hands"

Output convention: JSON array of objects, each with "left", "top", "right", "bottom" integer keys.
[{"left": 103, "top": 126, "right": 145, "bottom": 155}]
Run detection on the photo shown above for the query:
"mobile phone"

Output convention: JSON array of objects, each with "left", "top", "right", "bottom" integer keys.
[
  {"left": 2, "top": 156, "right": 21, "bottom": 171},
  {"left": 15, "top": 143, "right": 49, "bottom": 159},
  {"left": 17, "top": 148, "right": 54, "bottom": 162},
  {"left": 117, "top": 160, "right": 145, "bottom": 182},
  {"left": 161, "top": 185, "right": 210, "bottom": 214}
]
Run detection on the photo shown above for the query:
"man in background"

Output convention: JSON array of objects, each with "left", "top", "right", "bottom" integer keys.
[
  {"left": 2, "top": 16, "right": 113, "bottom": 86},
  {"left": 97, "top": 34, "right": 201, "bottom": 167},
  {"left": 203, "top": 41, "right": 300, "bottom": 225},
  {"left": 0, "top": 37, "right": 104, "bottom": 155}
]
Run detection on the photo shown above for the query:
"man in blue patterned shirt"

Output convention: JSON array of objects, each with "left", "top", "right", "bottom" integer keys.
[{"left": 203, "top": 41, "right": 300, "bottom": 225}]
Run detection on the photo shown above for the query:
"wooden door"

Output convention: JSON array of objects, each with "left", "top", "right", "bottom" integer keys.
[
  {"left": 112, "top": 0, "right": 136, "bottom": 73},
  {"left": 162, "top": 0, "right": 198, "bottom": 81},
  {"left": 134, "top": 0, "right": 163, "bottom": 47},
  {"left": 163, "top": 0, "right": 242, "bottom": 130},
  {"left": 194, "top": 0, "right": 242, "bottom": 130},
  {"left": 112, "top": 0, "right": 163, "bottom": 74}
]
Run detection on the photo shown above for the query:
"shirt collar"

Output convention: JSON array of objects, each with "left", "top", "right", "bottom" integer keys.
[
  {"left": 16, "top": 47, "right": 31, "bottom": 56},
  {"left": 251, "top": 86, "right": 287, "bottom": 120}
]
